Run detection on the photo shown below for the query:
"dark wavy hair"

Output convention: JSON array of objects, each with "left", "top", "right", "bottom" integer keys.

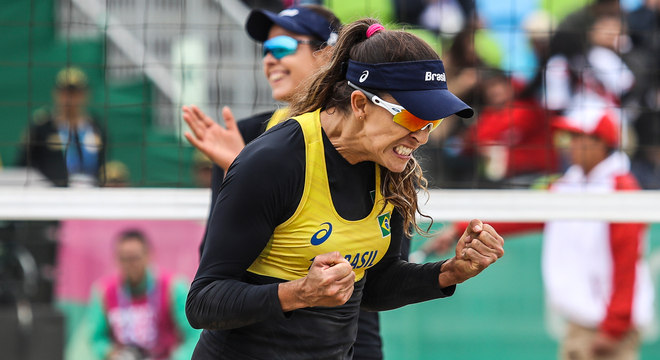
[{"left": 289, "top": 18, "right": 437, "bottom": 236}]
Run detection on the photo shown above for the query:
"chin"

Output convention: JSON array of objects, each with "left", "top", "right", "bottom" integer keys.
[
  {"left": 271, "top": 86, "right": 294, "bottom": 102},
  {"left": 383, "top": 161, "right": 409, "bottom": 173}
]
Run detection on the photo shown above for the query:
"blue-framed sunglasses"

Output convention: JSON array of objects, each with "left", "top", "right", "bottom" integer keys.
[{"left": 262, "top": 35, "right": 322, "bottom": 60}]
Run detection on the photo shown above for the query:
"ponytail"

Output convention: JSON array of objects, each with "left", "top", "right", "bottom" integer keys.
[
  {"left": 289, "top": 18, "right": 380, "bottom": 117},
  {"left": 289, "top": 18, "right": 437, "bottom": 237}
]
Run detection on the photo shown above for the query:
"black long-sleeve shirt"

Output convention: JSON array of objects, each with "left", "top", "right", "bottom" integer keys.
[{"left": 187, "top": 118, "right": 454, "bottom": 359}]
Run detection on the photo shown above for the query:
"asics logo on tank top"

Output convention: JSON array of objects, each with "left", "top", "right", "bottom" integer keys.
[
  {"left": 425, "top": 71, "right": 446, "bottom": 82},
  {"left": 310, "top": 222, "right": 333, "bottom": 245},
  {"left": 359, "top": 70, "right": 369, "bottom": 83}
]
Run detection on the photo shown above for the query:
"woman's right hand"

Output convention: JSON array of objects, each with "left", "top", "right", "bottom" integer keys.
[
  {"left": 278, "top": 252, "right": 355, "bottom": 312},
  {"left": 182, "top": 105, "right": 246, "bottom": 170}
]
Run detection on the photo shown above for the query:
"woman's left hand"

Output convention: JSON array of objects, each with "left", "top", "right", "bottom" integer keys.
[{"left": 182, "top": 105, "right": 245, "bottom": 170}]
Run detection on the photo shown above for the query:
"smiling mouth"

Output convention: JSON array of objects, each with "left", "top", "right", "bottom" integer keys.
[
  {"left": 394, "top": 145, "right": 413, "bottom": 156},
  {"left": 269, "top": 72, "right": 286, "bottom": 82}
]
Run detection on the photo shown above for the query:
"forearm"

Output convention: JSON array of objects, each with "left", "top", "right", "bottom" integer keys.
[
  {"left": 277, "top": 278, "right": 307, "bottom": 312},
  {"left": 361, "top": 259, "right": 455, "bottom": 311},
  {"left": 600, "top": 222, "right": 643, "bottom": 338},
  {"left": 185, "top": 278, "right": 284, "bottom": 330},
  {"left": 438, "top": 257, "right": 469, "bottom": 287}
]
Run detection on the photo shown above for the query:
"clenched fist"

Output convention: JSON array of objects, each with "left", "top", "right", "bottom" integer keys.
[
  {"left": 278, "top": 252, "right": 355, "bottom": 311},
  {"left": 438, "top": 219, "right": 504, "bottom": 287}
]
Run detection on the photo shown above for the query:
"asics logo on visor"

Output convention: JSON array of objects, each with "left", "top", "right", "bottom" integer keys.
[{"left": 359, "top": 70, "right": 369, "bottom": 83}]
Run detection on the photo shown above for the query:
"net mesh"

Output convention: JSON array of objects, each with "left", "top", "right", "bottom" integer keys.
[{"left": 2, "top": 0, "right": 660, "bottom": 359}]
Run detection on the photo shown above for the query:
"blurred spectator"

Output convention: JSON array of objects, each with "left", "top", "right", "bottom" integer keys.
[
  {"left": 86, "top": 229, "right": 198, "bottom": 360},
  {"left": 425, "top": 109, "right": 655, "bottom": 360},
  {"left": 552, "top": 0, "right": 622, "bottom": 58},
  {"left": 419, "top": 0, "right": 468, "bottom": 38},
  {"left": 519, "top": 10, "right": 556, "bottom": 102},
  {"left": 545, "top": 14, "right": 635, "bottom": 154},
  {"left": 16, "top": 67, "right": 105, "bottom": 187},
  {"left": 462, "top": 69, "right": 559, "bottom": 187},
  {"left": 628, "top": 0, "right": 660, "bottom": 62},
  {"left": 393, "top": 0, "right": 427, "bottom": 25},
  {"left": 631, "top": 110, "right": 660, "bottom": 188},
  {"left": 100, "top": 160, "right": 131, "bottom": 188},
  {"left": 394, "top": 0, "right": 474, "bottom": 28},
  {"left": 626, "top": 0, "right": 660, "bottom": 112},
  {"left": 416, "top": 20, "right": 484, "bottom": 188}
]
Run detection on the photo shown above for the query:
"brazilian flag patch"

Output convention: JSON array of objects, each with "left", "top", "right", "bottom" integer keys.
[{"left": 377, "top": 212, "right": 391, "bottom": 237}]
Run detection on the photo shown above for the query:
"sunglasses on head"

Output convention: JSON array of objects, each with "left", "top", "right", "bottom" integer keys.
[
  {"left": 347, "top": 81, "right": 443, "bottom": 132},
  {"left": 262, "top": 35, "right": 322, "bottom": 60}
]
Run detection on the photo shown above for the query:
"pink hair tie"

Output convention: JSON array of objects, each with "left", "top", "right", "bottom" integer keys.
[{"left": 366, "top": 24, "right": 385, "bottom": 38}]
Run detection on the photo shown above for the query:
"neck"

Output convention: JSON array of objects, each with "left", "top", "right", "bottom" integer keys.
[
  {"left": 125, "top": 271, "right": 150, "bottom": 295},
  {"left": 55, "top": 105, "right": 87, "bottom": 126},
  {"left": 581, "top": 154, "right": 610, "bottom": 176},
  {"left": 581, "top": 163, "right": 597, "bottom": 176},
  {"left": 320, "top": 108, "right": 370, "bottom": 164},
  {"left": 55, "top": 113, "right": 85, "bottom": 127}
]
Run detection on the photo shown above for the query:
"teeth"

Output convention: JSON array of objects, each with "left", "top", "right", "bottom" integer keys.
[
  {"left": 394, "top": 145, "right": 413, "bottom": 156},
  {"left": 270, "top": 73, "right": 284, "bottom": 82}
]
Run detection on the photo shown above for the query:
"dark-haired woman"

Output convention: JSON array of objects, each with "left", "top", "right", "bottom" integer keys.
[
  {"left": 186, "top": 19, "right": 504, "bottom": 360},
  {"left": 183, "top": 6, "right": 394, "bottom": 359}
]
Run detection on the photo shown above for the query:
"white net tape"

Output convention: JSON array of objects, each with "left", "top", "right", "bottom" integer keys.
[{"left": 3, "top": 187, "right": 659, "bottom": 222}]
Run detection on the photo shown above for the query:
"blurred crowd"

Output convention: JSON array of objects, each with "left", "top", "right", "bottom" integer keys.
[
  {"left": 11, "top": 0, "right": 660, "bottom": 191},
  {"left": 431, "top": 0, "right": 660, "bottom": 190},
  {"left": 250, "top": 0, "right": 660, "bottom": 191}
]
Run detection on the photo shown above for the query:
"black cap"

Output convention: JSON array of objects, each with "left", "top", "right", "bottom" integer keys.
[
  {"left": 246, "top": 7, "right": 338, "bottom": 45},
  {"left": 346, "top": 60, "right": 473, "bottom": 120}
]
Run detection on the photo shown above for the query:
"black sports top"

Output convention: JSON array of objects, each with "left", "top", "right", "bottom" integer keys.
[{"left": 186, "top": 117, "right": 455, "bottom": 359}]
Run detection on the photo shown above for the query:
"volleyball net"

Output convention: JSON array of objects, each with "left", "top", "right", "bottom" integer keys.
[
  {"left": 2, "top": 1, "right": 660, "bottom": 357},
  {"left": 2, "top": 187, "right": 660, "bottom": 222}
]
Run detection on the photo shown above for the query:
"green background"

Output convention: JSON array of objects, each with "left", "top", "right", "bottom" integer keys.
[
  {"left": 0, "top": 1, "right": 197, "bottom": 187},
  {"left": 380, "top": 224, "right": 660, "bottom": 359}
]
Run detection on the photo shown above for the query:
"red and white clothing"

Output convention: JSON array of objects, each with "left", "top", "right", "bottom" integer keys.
[
  {"left": 455, "top": 151, "right": 654, "bottom": 339},
  {"left": 462, "top": 97, "right": 559, "bottom": 180},
  {"left": 543, "top": 151, "right": 654, "bottom": 339}
]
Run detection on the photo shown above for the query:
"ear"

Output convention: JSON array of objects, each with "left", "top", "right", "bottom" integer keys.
[{"left": 350, "top": 90, "right": 369, "bottom": 121}]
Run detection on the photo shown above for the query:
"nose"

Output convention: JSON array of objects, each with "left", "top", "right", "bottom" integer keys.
[
  {"left": 410, "top": 127, "right": 431, "bottom": 145},
  {"left": 262, "top": 51, "right": 278, "bottom": 67}
]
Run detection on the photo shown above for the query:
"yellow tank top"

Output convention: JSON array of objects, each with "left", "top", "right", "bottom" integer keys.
[
  {"left": 265, "top": 107, "right": 290, "bottom": 130},
  {"left": 247, "top": 109, "right": 394, "bottom": 281}
]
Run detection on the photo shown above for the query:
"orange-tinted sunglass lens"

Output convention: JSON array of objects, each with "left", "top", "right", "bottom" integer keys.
[{"left": 392, "top": 110, "right": 443, "bottom": 132}]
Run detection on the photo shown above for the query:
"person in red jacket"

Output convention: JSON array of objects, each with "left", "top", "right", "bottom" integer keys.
[
  {"left": 425, "top": 108, "right": 655, "bottom": 359},
  {"left": 461, "top": 69, "right": 558, "bottom": 187}
]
